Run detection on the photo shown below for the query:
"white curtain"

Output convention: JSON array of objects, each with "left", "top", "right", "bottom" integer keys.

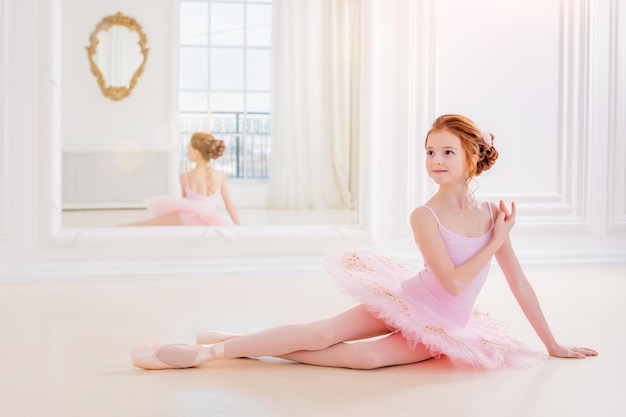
[{"left": 267, "top": 0, "right": 360, "bottom": 209}]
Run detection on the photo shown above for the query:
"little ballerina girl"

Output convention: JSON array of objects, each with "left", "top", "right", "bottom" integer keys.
[
  {"left": 131, "top": 114, "right": 597, "bottom": 370},
  {"left": 122, "top": 132, "right": 240, "bottom": 226}
]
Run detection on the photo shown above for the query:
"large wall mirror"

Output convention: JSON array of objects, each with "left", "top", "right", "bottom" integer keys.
[{"left": 45, "top": 0, "right": 374, "bottom": 248}]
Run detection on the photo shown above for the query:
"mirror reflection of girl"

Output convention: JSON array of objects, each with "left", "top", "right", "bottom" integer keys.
[
  {"left": 122, "top": 132, "right": 240, "bottom": 226},
  {"left": 130, "top": 114, "right": 596, "bottom": 370}
]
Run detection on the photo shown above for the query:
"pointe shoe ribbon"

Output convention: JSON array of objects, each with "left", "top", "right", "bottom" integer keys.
[{"left": 196, "top": 330, "right": 238, "bottom": 345}]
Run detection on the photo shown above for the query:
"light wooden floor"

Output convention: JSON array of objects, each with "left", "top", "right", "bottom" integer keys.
[
  {"left": 62, "top": 208, "right": 359, "bottom": 227},
  {"left": 1, "top": 264, "right": 624, "bottom": 417}
]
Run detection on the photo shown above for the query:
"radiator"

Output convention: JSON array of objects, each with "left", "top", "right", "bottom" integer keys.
[{"left": 62, "top": 151, "right": 172, "bottom": 209}]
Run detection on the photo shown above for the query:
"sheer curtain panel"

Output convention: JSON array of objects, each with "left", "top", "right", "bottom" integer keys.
[{"left": 268, "top": 0, "right": 360, "bottom": 209}]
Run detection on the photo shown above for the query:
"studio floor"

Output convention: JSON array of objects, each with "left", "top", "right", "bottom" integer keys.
[
  {"left": 62, "top": 207, "right": 359, "bottom": 228},
  {"left": 1, "top": 264, "right": 624, "bottom": 417}
]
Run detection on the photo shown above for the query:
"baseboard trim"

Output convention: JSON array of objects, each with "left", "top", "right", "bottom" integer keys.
[
  {"left": 0, "top": 256, "right": 326, "bottom": 283},
  {"left": 2, "top": 243, "right": 625, "bottom": 283}
]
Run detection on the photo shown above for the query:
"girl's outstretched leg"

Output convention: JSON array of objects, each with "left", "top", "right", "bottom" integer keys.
[
  {"left": 120, "top": 213, "right": 182, "bottom": 226},
  {"left": 131, "top": 305, "right": 392, "bottom": 370},
  {"left": 279, "top": 332, "right": 433, "bottom": 369},
  {"left": 221, "top": 304, "right": 390, "bottom": 359}
]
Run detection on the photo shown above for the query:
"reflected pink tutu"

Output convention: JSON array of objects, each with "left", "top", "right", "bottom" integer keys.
[
  {"left": 324, "top": 250, "right": 545, "bottom": 369},
  {"left": 144, "top": 196, "right": 228, "bottom": 226}
]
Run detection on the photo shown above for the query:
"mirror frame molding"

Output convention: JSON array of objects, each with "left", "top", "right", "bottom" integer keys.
[
  {"left": 40, "top": 0, "right": 375, "bottom": 252},
  {"left": 85, "top": 11, "right": 149, "bottom": 101},
  {"left": 0, "top": 0, "right": 8, "bottom": 240}
]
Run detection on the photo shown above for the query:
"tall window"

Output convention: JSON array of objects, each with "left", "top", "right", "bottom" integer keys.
[{"left": 178, "top": 0, "right": 273, "bottom": 179}]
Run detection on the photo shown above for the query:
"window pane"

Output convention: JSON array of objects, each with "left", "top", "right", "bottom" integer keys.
[
  {"left": 211, "top": 3, "right": 244, "bottom": 46},
  {"left": 247, "top": 4, "right": 272, "bottom": 47},
  {"left": 210, "top": 92, "right": 244, "bottom": 112},
  {"left": 180, "top": 2, "right": 209, "bottom": 45},
  {"left": 179, "top": 47, "right": 209, "bottom": 90},
  {"left": 179, "top": 0, "right": 273, "bottom": 181},
  {"left": 180, "top": 92, "right": 208, "bottom": 112},
  {"left": 246, "top": 49, "right": 270, "bottom": 90},
  {"left": 246, "top": 92, "right": 270, "bottom": 112},
  {"left": 211, "top": 48, "right": 244, "bottom": 90}
]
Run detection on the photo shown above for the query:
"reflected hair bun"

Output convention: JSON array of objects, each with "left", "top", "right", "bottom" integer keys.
[{"left": 190, "top": 132, "right": 225, "bottom": 161}]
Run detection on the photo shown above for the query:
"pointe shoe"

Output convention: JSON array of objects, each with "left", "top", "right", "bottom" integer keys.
[
  {"left": 196, "top": 330, "right": 238, "bottom": 345},
  {"left": 131, "top": 343, "right": 221, "bottom": 370}
]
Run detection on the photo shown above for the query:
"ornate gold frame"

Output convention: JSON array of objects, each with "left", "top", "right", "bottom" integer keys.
[{"left": 85, "top": 12, "right": 149, "bottom": 101}]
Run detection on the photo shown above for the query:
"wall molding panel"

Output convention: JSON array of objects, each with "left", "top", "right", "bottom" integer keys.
[
  {"left": 554, "top": 0, "right": 592, "bottom": 228},
  {"left": 608, "top": 0, "right": 626, "bottom": 232},
  {"left": 504, "top": 0, "right": 592, "bottom": 229},
  {"left": 405, "top": 0, "right": 593, "bottom": 231}
]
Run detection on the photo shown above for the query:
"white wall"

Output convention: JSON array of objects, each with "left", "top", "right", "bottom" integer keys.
[
  {"left": 60, "top": 0, "right": 179, "bottom": 206},
  {"left": 369, "top": 0, "right": 626, "bottom": 265},
  {"left": 61, "top": 0, "right": 174, "bottom": 151},
  {"left": 1, "top": 0, "right": 624, "bottom": 281}
]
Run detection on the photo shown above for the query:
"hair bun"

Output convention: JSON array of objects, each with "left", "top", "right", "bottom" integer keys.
[{"left": 190, "top": 132, "right": 226, "bottom": 161}]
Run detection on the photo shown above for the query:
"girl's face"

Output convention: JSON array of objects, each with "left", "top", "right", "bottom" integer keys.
[{"left": 425, "top": 130, "right": 472, "bottom": 185}]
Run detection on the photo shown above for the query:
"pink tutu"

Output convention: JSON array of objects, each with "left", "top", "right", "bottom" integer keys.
[
  {"left": 324, "top": 250, "right": 545, "bottom": 369},
  {"left": 144, "top": 195, "right": 228, "bottom": 226}
]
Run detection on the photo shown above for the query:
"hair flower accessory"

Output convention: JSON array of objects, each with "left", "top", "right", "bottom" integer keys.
[{"left": 480, "top": 130, "right": 492, "bottom": 147}]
